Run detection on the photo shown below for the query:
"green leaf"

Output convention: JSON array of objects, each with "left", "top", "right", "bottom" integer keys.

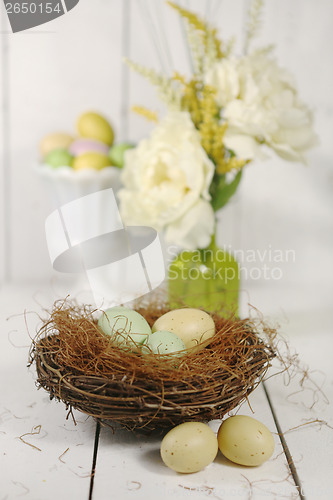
[{"left": 211, "top": 170, "right": 243, "bottom": 212}]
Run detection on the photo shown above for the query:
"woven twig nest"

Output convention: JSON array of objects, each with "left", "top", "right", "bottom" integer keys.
[{"left": 30, "top": 301, "right": 276, "bottom": 431}]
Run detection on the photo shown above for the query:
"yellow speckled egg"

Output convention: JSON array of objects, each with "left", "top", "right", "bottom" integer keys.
[
  {"left": 77, "top": 111, "right": 114, "bottom": 146},
  {"left": 40, "top": 132, "right": 74, "bottom": 158},
  {"left": 152, "top": 308, "right": 215, "bottom": 351},
  {"left": 72, "top": 152, "right": 111, "bottom": 170},
  {"left": 161, "top": 422, "right": 218, "bottom": 473},
  {"left": 217, "top": 416, "right": 275, "bottom": 466}
]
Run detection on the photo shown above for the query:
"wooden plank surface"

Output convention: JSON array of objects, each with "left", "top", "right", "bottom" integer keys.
[
  {"left": 0, "top": 285, "right": 96, "bottom": 500},
  {"left": 92, "top": 385, "right": 299, "bottom": 500},
  {"left": 2, "top": 284, "right": 332, "bottom": 499},
  {"left": 265, "top": 307, "right": 333, "bottom": 500}
]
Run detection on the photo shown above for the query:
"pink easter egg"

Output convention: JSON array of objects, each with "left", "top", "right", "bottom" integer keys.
[{"left": 69, "top": 138, "right": 109, "bottom": 157}]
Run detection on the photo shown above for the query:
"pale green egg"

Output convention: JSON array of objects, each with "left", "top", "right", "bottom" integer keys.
[
  {"left": 45, "top": 148, "right": 73, "bottom": 168},
  {"left": 98, "top": 306, "right": 151, "bottom": 346},
  {"left": 108, "top": 142, "right": 134, "bottom": 168},
  {"left": 142, "top": 330, "right": 186, "bottom": 357}
]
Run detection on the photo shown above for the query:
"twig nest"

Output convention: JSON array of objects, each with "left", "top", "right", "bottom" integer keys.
[{"left": 30, "top": 300, "right": 276, "bottom": 431}]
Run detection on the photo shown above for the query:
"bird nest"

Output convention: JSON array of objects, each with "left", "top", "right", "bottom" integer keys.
[{"left": 29, "top": 300, "right": 277, "bottom": 431}]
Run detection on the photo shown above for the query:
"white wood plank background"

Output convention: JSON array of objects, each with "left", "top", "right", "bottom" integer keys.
[{"left": 0, "top": 0, "right": 332, "bottom": 298}]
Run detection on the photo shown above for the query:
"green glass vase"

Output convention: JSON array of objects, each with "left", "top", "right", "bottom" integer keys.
[{"left": 168, "top": 236, "right": 240, "bottom": 315}]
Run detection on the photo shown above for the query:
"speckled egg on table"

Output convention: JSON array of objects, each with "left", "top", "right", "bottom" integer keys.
[
  {"left": 152, "top": 308, "right": 215, "bottom": 351},
  {"left": 160, "top": 422, "right": 218, "bottom": 473},
  {"left": 98, "top": 306, "right": 151, "bottom": 346},
  {"left": 217, "top": 415, "right": 275, "bottom": 466}
]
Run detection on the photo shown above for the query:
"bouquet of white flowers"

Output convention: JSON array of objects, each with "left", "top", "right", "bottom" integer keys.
[
  {"left": 119, "top": 0, "right": 317, "bottom": 251},
  {"left": 118, "top": 0, "right": 318, "bottom": 312}
]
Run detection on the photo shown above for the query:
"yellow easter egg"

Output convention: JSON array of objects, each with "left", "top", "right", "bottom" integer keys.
[
  {"left": 72, "top": 152, "right": 111, "bottom": 170},
  {"left": 161, "top": 422, "right": 218, "bottom": 473},
  {"left": 217, "top": 416, "right": 275, "bottom": 466},
  {"left": 40, "top": 133, "right": 74, "bottom": 158},
  {"left": 77, "top": 111, "right": 114, "bottom": 146},
  {"left": 152, "top": 308, "right": 215, "bottom": 352}
]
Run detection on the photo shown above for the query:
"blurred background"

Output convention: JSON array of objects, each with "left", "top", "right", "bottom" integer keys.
[{"left": 0, "top": 0, "right": 332, "bottom": 317}]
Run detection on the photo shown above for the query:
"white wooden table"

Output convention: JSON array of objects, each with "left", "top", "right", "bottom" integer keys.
[{"left": 1, "top": 284, "right": 332, "bottom": 500}]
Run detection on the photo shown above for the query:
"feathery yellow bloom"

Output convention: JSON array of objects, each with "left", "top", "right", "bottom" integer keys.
[
  {"left": 167, "top": 1, "right": 224, "bottom": 60},
  {"left": 216, "top": 157, "right": 248, "bottom": 175},
  {"left": 124, "top": 58, "right": 181, "bottom": 109},
  {"left": 131, "top": 106, "right": 158, "bottom": 123}
]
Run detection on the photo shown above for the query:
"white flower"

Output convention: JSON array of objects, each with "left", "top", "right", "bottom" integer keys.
[
  {"left": 205, "top": 53, "right": 318, "bottom": 162},
  {"left": 165, "top": 199, "right": 215, "bottom": 250},
  {"left": 204, "top": 57, "right": 240, "bottom": 107},
  {"left": 118, "top": 111, "right": 215, "bottom": 250}
]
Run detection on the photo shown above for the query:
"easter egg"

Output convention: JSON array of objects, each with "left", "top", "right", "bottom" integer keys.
[
  {"left": 69, "top": 138, "right": 109, "bottom": 157},
  {"left": 152, "top": 308, "right": 215, "bottom": 351},
  {"left": 44, "top": 148, "right": 73, "bottom": 168},
  {"left": 160, "top": 422, "right": 218, "bottom": 473},
  {"left": 141, "top": 330, "right": 186, "bottom": 357},
  {"left": 217, "top": 416, "right": 275, "bottom": 466},
  {"left": 98, "top": 306, "right": 151, "bottom": 346},
  {"left": 109, "top": 142, "right": 134, "bottom": 168},
  {"left": 72, "top": 152, "right": 111, "bottom": 170},
  {"left": 40, "top": 132, "right": 74, "bottom": 158},
  {"left": 77, "top": 111, "right": 114, "bottom": 146}
]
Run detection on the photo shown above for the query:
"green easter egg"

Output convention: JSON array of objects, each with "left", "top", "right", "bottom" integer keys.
[
  {"left": 98, "top": 306, "right": 151, "bottom": 346},
  {"left": 142, "top": 330, "right": 186, "bottom": 357},
  {"left": 45, "top": 148, "right": 73, "bottom": 168},
  {"left": 109, "top": 142, "right": 134, "bottom": 168}
]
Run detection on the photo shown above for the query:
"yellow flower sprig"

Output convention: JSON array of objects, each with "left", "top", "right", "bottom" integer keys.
[
  {"left": 167, "top": 1, "right": 224, "bottom": 61},
  {"left": 131, "top": 106, "right": 158, "bottom": 123},
  {"left": 173, "top": 74, "right": 244, "bottom": 174},
  {"left": 124, "top": 58, "right": 181, "bottom": 110},
  {"left": 216, "top": 157, "right": 249, "bottom": 175},
  {"left": 244, "top": 0, "right": 264, "bottom": 52},
  {"left": 126, "top": 4, "right": 248, "bottom": 178}
]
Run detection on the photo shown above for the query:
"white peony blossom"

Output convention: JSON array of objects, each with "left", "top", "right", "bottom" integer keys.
[
  {"left": 205, "top": 53, "right": 318, "bottom": 162},
  {"left": 165, "top": 199, "right": 215, "bottom": 251},
  {"left": 118, "top": 111, "right": 215, "bottom": 250},
  {"left": 204, "top": 57, "right": 240, "bottom": 107}
]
